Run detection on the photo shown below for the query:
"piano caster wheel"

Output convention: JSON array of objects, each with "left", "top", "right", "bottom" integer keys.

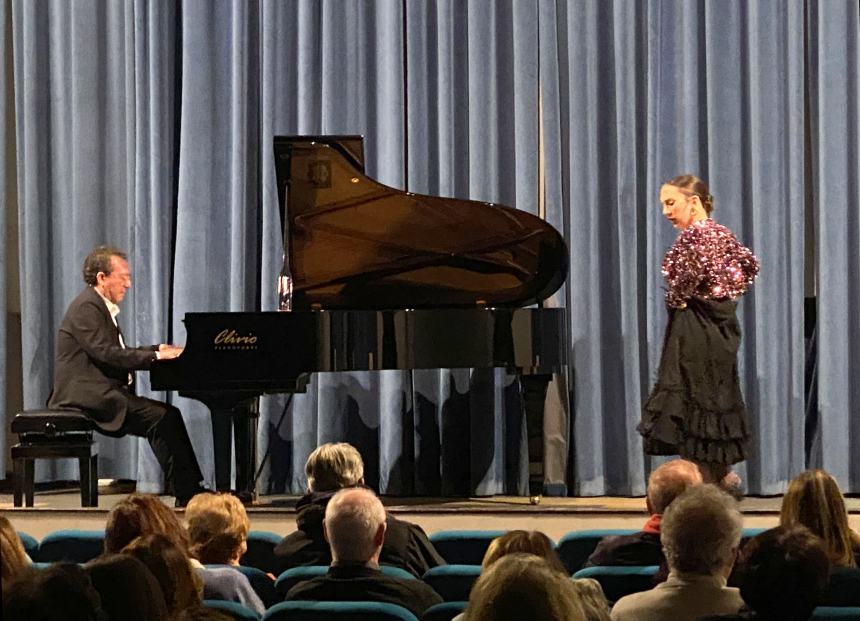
[{"left": 529, "top": 495, "right": 542, "bottom": 506}]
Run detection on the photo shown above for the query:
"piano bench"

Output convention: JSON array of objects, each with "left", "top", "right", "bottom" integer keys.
[{"left": 10, "top": 409, "right": 99, "bottom": 508}]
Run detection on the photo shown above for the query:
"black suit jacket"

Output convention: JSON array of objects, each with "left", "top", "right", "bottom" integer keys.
[
  {"left": 48, "top": 286, "right": 158, "bottom": 431},
  {"left": 284, "top": 564, "right": 443, "bottom": 618}
]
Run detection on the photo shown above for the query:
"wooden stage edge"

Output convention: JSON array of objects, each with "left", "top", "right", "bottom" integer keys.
[{"left": 6, "top": 487, "right": 860, "bottom": 540}]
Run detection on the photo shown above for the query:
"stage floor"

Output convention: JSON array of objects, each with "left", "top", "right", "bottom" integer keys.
[{"left": 6, "top": 482, "right": 860, "bottom": 540}]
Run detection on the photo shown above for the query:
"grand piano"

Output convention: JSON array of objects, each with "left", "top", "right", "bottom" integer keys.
[{"left": 151, "top": 135, "right": 569, "bottom": 495}]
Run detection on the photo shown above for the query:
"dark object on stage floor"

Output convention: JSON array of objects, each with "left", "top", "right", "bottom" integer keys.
[
  {"left": 11, "top": 409, "right": 98, "bottom": 507},
  {"left": 150, "top": 135, "right": 569, "bottom": 495}
]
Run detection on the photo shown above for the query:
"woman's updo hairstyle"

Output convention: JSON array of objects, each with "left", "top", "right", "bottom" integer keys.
[{"left": 666, "top": 174, "right": 714, "bottom": 215}]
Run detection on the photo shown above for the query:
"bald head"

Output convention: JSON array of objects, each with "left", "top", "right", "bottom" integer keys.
[
  {"left": 647, "top": 459, "right": 703, "bottom": 515},
  {"left": 324, "top": 487, "right": 387, "bottom": 564}
]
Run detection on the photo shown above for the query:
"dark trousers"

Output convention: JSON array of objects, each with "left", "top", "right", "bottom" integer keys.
[{"left": 103, "top": 393, "right": 204, "bottom": 499}]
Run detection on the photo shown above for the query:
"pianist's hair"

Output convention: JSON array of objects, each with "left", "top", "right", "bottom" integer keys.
[
  {"left": 83, "top": 245, "right": 128, "bottom": 286},
  {"left": 305, "top": 442, "right": 365, "bottom": 492},
  {"left": 665, "top": 174, "right": 714, "bottom": 215}
]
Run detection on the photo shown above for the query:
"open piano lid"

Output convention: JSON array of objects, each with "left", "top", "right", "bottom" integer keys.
[{"left": 273, "top": 135, "right": 568, "bottom": 310}]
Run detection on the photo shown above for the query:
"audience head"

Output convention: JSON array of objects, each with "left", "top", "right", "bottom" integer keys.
[
  {"left": 0, "top": 514, "right": 31, "bottom": 582},
  {"left": 121, "top": 533, "right": 202, "bottom": 615},
  {"left": 305, "top": 442, "right": 365, "bottom": 493},
  {"left": 735, "top": 525, "right": 830, "bottom": 621},
  {"left": 2, "top": 563, "right": 105, "bottom": 621},
  {"left": 467, "top": 553, "right": 586, "bottom": 621},
  {"left": 661, "top": 484, "right": 742, "bottom": 576},
  {"left": 85, "top": 554, "right": 168, "bottom": 621},
  {"left": 323, "top": 487, "right": 386, "bottom": 564},
  {"left": 570, "top": 578, "right": 612, "bottom": 621},
  {"left": 481, "top": 530, "right": 566, "bottom": 574},
  {"left": 780, "top": 469, "right": 858, "bottom": 567},
  {"left": 171, "top": 607, "right": 233, "bottom": 621},
  {"left": 104, "top": 493, "right": 191, "bottom": 555},
  {"left": 185, "top": 492, "right": 250, "bottom": 565},
  {"left": 646, "top": 459, "right": 703, "bottom": 515}
]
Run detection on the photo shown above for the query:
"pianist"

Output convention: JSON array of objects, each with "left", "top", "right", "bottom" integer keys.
[{"left": 48, "top": 245, "right": 206, "bottom": 506}]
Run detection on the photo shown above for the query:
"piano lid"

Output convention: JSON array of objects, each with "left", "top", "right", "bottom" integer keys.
[{"left": 273, "top": 135, "right": 568, "bottom": 310}]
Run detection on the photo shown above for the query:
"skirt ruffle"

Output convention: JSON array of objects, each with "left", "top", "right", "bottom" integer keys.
[{"left": 639, "top": 386, "right": 748, "bottom": 465}]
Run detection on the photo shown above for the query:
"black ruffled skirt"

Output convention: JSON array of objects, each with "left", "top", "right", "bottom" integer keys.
[{"left": 639, "top": 297, "right": 750, "bottom": 466}]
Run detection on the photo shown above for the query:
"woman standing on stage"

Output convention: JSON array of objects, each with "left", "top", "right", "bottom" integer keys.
[{"left": 639, "top": 175, "right": 759, "bottom": 485}]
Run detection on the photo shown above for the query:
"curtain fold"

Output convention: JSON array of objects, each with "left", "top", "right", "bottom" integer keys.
[{"left": 807, "top": 0, "right": 860, "bottom": 489}]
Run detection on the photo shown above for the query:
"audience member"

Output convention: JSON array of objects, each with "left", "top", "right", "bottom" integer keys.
[
  {"left": 572, "top": 578, "right": 613, "bottom": 621},
  {"left": 481, "top": 530, "right": 567, "bottom": 573},
  {"left": 2, "top": 563, "right": 105, "bottom": 621},
  {"left": 273, "top": 442, "right": 445, "bottom": 577},
  {"left": 284, "top": 487, "right": 443, "bottom": 617},
  {"left": 780, "top": 469, "right": 860, "bottom": 567},
  {"left": 0, "top": 515, "right": 32, "bottom": 583},
  {"left": 610, "top": 485, "right": 743, "bottom": 621},
  {"left": 85, "top": 554, "right": 168, "bottom": 621},
  {"left": 105, "top": 493, "right": 264, "bottom": 614},
  {"left": 454, "top": 530, "right": 581, "bottom": 621},
  {"left": 121, "top": 534, "right": 202, "bottom": 616},
  {"left": 186, "top": 492, "right": 250, "bottom": 565},
  {"left": 700, "top": 525, "right": 830, "bottom": 621},
  {"left": 587, "top": 459, "right": 702, "bottom": 568},
  {"left": 467, "top": 553, "right": 586, "bottom": 621}
]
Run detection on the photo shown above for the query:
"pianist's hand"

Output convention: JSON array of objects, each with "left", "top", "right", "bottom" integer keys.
[{"left": 158, "top": 344, "right": 184, "bottom": 359}]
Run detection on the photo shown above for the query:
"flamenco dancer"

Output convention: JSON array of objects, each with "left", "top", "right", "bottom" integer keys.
[{"left": 639, "top": 175, "right": 759, "bottom": 487}]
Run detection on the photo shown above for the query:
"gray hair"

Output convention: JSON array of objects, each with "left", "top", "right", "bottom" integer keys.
[
  {"left": 647, "top": 459, "right": 703, "bottom": 514},
  {"left": 324, "top": 487, "right": 386, "bottom": 563},
  {"left": 661, "top": 484, "right": 742, "bottom": 574},
  {"left": 305, "top": 443, "right": 364, "bottom": 493}
]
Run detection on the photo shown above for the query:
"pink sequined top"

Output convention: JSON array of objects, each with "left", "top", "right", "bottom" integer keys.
[{"left": 662, "top": 218, "right": 759, "bottom": 309}]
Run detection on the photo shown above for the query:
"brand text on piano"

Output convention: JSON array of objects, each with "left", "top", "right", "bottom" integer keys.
[{"left": 213, "top": 329, "right": 259, "bottom": 350}]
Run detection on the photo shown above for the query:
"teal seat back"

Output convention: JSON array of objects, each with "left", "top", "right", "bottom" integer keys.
[
  {"left": 556, "top": 529, "right": 638, "bottom": 573},
  {"left": 421, "top": 601, "right": 468, "bottom": 621},
  {"left": 811, "top": 607, "right": 860, "bottom": 620},
  {"left": 203, "top": 599, "right": 261, "bottom": 621},
  {"left": 240, "top": 530, "right": 283, "bottom": 574},
  {"left": 428, "top": 530, "right": 506, "bottom": 565},
  {"left": 572, "top": 565, "right": 659, "bottom": 603},
  {"left": 421, "top": 565, "right": 481, "bottom": 601},
  {"left": 36, "top": 529, "right": 105, "bottom": 563}
]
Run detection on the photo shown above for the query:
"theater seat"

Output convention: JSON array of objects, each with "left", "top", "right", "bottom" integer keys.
[
  {"left": 421, "top": 565, "right": 481, "bottom": 601},
  {"left": 428, "top": 530, "right": 506, "bottom": 565},
  {"left": 275, "top": 565, "right": 415, "bottom": 597},
  {"left": 811, "top": 607, "right": 860, "bottom": 620},
  {"left": 36, "top": 529, "right": 105, "bottom": 563},
  {"left": 572, "top": 565, "right": 659, "bottom": 603},
  {"left": 421, "top": 601, "right": 467, "bottom": 621},
  {"left": 17, "top": 531, "right": 40, "bottom": 559},
  {"left": 556, "top": 529, "right": 638, "bottom": 573},
  {"left": 240, "top": 531, "right": 283, "bottom": 574},
  {"left": 203, "top": 599, "right": 261, "bottom": 621},
  {"left": 263, "top": 601, "right": 419, "bottom": 621}
]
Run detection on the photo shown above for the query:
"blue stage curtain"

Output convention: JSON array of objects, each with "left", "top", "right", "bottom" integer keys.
[
  {"left": 542, "top": 0, "right": 807, "bottom": 495},
  {"left": 806, "top": 1, "right": 860, "bottom": 489},
  {"left": 9, "top": 0, "right": 178, "bottom": 489},
  {"left": 1, "top": 0, "right": 9, "bottom": 471},
  {"left": 4, "top": 0, "right": 858, "bottom": 495}
]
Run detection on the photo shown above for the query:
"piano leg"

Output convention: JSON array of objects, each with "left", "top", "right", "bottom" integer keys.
[
  {"left": 520, "top": 374, "right": 551, "bottom": 497},
  {"left": 210, "top": 408, "right": 234, "bottom": 491},
  {"left": 233, "top": 400, "right": 258, "bottom": 495},
  {"left": 209, "top": 399, "right": 259, "bottom": 493}
]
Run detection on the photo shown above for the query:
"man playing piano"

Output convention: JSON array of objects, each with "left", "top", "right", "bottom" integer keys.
[{"left": 48, "top": 245, "right": 206, "bottom": 506}]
